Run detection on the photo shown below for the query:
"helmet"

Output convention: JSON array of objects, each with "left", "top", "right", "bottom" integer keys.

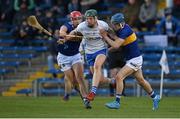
[
  {"left": 85, "top": 9, "right": 97, "bottom": 18},
  {"left": 111, "top": 13, "right": 125, "bottom": 24},
  {"left": 70, "top": 11, "right": 82, "bottom": 18}
]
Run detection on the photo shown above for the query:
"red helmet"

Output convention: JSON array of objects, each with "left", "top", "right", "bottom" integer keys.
[{"left": 70, "top": 11, "right": 82, "bottom": 18}]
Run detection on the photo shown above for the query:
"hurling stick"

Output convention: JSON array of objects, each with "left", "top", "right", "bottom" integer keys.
[
  {"left": 66, "top": 34, "right": 82, "bottom": 38},
  {"left": 27, "top": 15, "right": 53, "bottom": 36},
  {"left": 27, "top": 15, "right": 82, "bottom": 39}
]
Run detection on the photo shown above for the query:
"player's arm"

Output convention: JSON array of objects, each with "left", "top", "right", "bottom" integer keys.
[
  {"left": 57, "top": 25, "right": 68, "bottom": 44},
  {"left": 101, "top": 30, "right": 124, "bottom": 49},
  {"left": 58, "top": 29, "right": 83, "bottom": 43},
  {"left": 57, "top": 26, "right": 83, "bottom": 44},
  {"left": 107, "top": 27, "right": 118, "bottom": 40},
  {"left": 68, "top": 29, "right": 83, "bottom": 41},
  {"left": 59, "top": 25, "right": 68, "bottom": 37},
  {"left": 68, "top": 22, "right": 84, "bottom": 41}
]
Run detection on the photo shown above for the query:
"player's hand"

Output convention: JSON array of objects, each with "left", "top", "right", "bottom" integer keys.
[
  {"left": 99, "top": 28, "right": 108, "bottom": 39},
  {"left": 57, "top": 38, "right": 66, "bottom": 44},
  {"left": 64, "top": 35, "right": 71, "bottom": 40}
]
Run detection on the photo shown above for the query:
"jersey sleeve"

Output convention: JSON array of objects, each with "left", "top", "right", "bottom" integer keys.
[
  {"left": 102, "top": 21, "right": 109, "bottom": 31},
  {"left": 117, "top": 25, "right": 133, "bottom": 39}
]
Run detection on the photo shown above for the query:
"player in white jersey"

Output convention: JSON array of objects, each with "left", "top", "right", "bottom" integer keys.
[{"left": 59, "top": 9, "right": 114, "bottom": 103}]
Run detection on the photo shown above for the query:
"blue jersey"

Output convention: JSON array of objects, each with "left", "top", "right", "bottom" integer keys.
[
  {"left": 57, "top": 22, "right": 81, "bottom": 56},
  {"left": 116, "top": 24, "right": 141, "bottom": 60}
]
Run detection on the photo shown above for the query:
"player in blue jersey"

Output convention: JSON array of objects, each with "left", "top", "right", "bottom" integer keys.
[
  {"left": 57, "top": 11, "right": 91, "bottom": 109},
  {"left": 100, "top": 13, "right": 160, "bottom": 110}
]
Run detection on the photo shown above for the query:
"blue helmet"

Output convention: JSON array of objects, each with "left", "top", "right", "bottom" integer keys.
[{"left": 111, "top": 13, "right": 125, "bottom": 24}]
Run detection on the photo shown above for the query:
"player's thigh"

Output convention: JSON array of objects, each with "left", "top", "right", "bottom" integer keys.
[
  {"left": 64, "top": 69, "right": 75, "bottom": 82},
  {"left": 94, "top": 54, "right": 106, "bottom": 68},
  {"left": 72, "top": 62, "right": 84, "bottom": 79},
  {"left": 116, "top": 65, "right": 134, "bottom": 80}
]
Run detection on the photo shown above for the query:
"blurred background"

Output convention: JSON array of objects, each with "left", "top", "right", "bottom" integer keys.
[{"left": 0, "top": 0, "right": 180, "bottom": 98}]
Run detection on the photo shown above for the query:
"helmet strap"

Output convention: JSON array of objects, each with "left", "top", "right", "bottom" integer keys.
[{"left": 119, "top": 22, "right": 125, "bottom": 29}]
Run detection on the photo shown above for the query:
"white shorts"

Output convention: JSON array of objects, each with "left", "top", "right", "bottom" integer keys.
[
  {"left": 126, "top": 56, "right": 143, "bottom": 71},
  {"left": 57, "top": 53, "right": 83, "bottom": 72}
]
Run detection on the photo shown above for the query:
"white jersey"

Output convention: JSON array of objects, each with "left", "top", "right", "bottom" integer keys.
[{"left": 76, "top": 20, "right": 109, "bottom": 54}]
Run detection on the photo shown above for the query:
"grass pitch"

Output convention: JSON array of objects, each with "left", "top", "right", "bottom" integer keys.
[{"left": 0, "top": 96, "right": 179, "bottom": 118}]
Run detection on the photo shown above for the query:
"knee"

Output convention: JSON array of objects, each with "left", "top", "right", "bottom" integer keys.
[
  {"left": 64, "top": 75, "right": 72, "bottom": 81},
  {"left": 77, "top": 79, "right": 84, "bottom": 85},
  {"left": 75, "top": 72, "right": 83, "bottom": 81},
  {"left": 93, "top": 63, "right": 102, "bottom": 71},
  {"left": 64, "top": 77, "right": 70, "bottom": 83},
  {"left": 75, "top": 77, "right": 83, "bottom": 83},
  {"left": 115, "top": 75, "right": 124, "bottom": 81}
]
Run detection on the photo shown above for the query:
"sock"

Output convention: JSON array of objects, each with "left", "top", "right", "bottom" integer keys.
[
  {"left": 149, "top": 91, "right": 156, "bottom": 99},
  {"left": 91, "top": 86, "right": 97, "bottom": 94},
  {"left": 115, "top": 94, "right": 121, "bottom": 104},
  {"left": 63, "top": 93, "right": 70, "bottom": 100},
  {"left": 110, "top": 78, "right": 116, "bottom": 84},
  {"left": 109, "top": 84, "right": 114, "bottom": 96},
  {"left": 83, "top": 97, "right": 87, "bottom": 102},
  {"left": 64, "top": 93, "right": 70, "bottom": 97}
]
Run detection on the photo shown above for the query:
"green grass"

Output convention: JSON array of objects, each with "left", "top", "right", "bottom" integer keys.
[{"left": 0, "top": 96, "right": 179, "bottom": 118}]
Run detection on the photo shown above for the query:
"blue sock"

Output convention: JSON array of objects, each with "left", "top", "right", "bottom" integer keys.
[
  {"left": 63, "top": 94, "right": 70, "bottom": 99},
  {"left": 91, "top": 86, "right": 97, "bottom": 94},
  {"left": 115, "top": 94, "right": 121, "bottom": 104},
  {"left": 110, "top": 78, "right": 116, "bottom": 84},
  {"left": 149, "top": 91, "right": 156, "bottom": 98},
  {"left": 65, "top": 93, "right": 70, "bottom": 97}
]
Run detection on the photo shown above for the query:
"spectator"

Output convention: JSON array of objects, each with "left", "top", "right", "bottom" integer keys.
[
  {"left": 174, "top": 0, "right": 180, "bottom": 6},
  {"left": 41, "top": 10, "right": 56, "bottom": 36},
  {"left": 53, "top": 0, "right": 70, "bottom": 17},
  {"left": 157, "top": 8, "right": 180, "bottom": 46},
  {"left": 173, "top": 0, "right": 180, "bottom": 19},
  {"left": 122, "top": 0, "right": 141, "bottom": 28},
  {"left": 136, "top": 0, "right": 157, "bottom": 31},
  {"left": 51, "top": 0, "right": 66, "bottom": 18},
  {"left": 89, "top": 0, "right": 108, "bottom": 11},
  {"left": 35, "top": 0, "right": 52, "bottom": 10},
  {"left": 13, "top": 0, "right": 35, "bottom": 26},
  {"left": 14, "top": 0, "right": 35, "bottom": 12},
  {"left": 81, "top": 0, "right": 107, "bottom": 12},
  {"left": 12, "top": 19, "right": 35, "bottom": 46},
  {"left": 0, "top": 0, "right": 14, "bottom": 24},
  {"left": 68, "top": 0, "right": 82, "bottom": 13}
]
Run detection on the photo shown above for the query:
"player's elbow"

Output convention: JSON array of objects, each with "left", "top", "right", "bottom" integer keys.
[
  {"left": 112, "top": 44, "right": 120, "bottom": 49},
  {"left": 113, "top": 41, "right": 122, "bottom": 49},
  {"left": 112, "top": 39, "right": 123, "bottom": 49}
]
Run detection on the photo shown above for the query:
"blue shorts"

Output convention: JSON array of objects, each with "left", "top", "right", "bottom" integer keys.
[{"left": 85, "top": 49, "right": 107, "bottom": 66}]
